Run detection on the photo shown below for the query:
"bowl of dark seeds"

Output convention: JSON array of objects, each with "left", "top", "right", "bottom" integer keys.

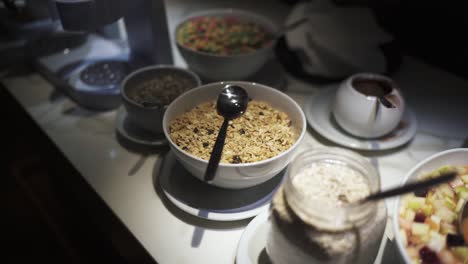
[{"left": 121, "top": 65, "right": 201, "bottom": 134}]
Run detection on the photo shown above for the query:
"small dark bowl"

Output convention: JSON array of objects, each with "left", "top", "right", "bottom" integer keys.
[{"left": 121, "top": 65, "right": 201, "bottom": 134}]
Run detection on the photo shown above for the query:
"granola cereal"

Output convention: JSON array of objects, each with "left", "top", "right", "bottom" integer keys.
[{"left": 169, "top": 100, "right": 296, "bottom": 164}]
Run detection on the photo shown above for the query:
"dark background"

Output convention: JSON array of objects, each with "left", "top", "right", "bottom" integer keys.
[
  {"left": 282, "top": 0, "right": 468, "bottom": 81},
  {"left": 371, "top": 1, "right": 468, "bottom": 79}
]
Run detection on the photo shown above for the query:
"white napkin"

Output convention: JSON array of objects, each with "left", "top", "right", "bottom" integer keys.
[{"left": 285, "top": 0, "right": 393, "bottom": 78}]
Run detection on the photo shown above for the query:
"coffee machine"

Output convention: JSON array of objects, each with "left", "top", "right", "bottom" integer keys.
[{"left": 15, "top": 0, "right": 173, "bottom": 110}]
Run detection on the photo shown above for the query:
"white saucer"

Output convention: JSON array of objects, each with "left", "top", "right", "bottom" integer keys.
[
  {"left": 236, "top": 211, "right": 395, "bottom": 264},
  {"left": 305, "top": 86, "right": 418, "bottom": 150},
  {"left": 115, "top": 107, "right": 167, "bottom": 147},
  {"left": 236, "top": 211, "right": 270, "bottom": 264},
  {"left": 158, "top": 151, "right": 285, "bottom": 221}
]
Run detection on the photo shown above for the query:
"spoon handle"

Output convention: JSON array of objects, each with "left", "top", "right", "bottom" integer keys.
[
  {"left": 204, "top": 118, "right": 230, "bottom": 182},
  {"left": 362, "top": 172, "right": 456, "bottom": 203},
  {"left": 379, "top": 96, "right": 395, "bottom": 108}
]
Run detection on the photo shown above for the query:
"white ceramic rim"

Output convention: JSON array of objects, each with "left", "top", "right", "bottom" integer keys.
[
  {"left": 236, "top": 210, "right": 270, "bottom": 264},
  {"left": 162, "top": 81, "right": 307, "bottom": 168},
  {"left": 174, "top": 8, "right": 279, "bottom": 58},
  {"left": 120, "top": 64, "right": 202, "bottom": 109},
  {"left": 345, "top": 72, "right": 400, "bottom": 98},
  {"left": 162, "top": 190, "right": 271, "bottom": 221},
  {"left": 392, "top": 148, "right": 468, "bottom": 264},
  {"left": 158, "top": 151, "right": 284, "bottom": 220}
]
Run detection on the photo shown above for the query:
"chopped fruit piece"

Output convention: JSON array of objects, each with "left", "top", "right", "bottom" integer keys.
[
  {"left": 419, "top": 246, "right": 441, "bottom": 264},
  {"left": 439, "top": 184, "right": 455, "bottom": 198},
  {"left": 455, "top": 186, "right": 467, "bottom": 194},
  {"left": 415, "top": 212, "right": 427, "bottom": 223},
  {"left": 434, "top": 206, "right": 457, "bottom": 223},
  {"left": 426, "top": 215, "right": 441, "bottom": 231},
  {"left": 430, "top": 200, "right": 445, "bottom": 212},
  {"left": 400, "top": 218, "right": 412, "bottom": 231},
  {"left": 412, "top": 223, "right": 430, "bottom": 236},
  {"left": 446, "top": 234, "right": 465, "bottom": 247},
  {"left": 428, "top": 170, "right": 441, "bottom": 178},
  {"left": 421, "top": 204, "right": 432, "bottom": 216},
  {"left": 440, "top": 222, "right": 457, "bottom": 235},
  {"left": 460, "top": 167, "right": 468, "bottom": 174},
  {"left": 438, "top": 249, "right": 459, "bottom": 264},
  {"left": 438, "top": 166, "right": 456, "bottom": 175},
  {"left": 444, "top": 197, "right": 456, "bottom": 210},
  {"left": 399, "top": 203, "right": 407, "bottom": 216},
  {"left": 452, "top": 247, "right": 468, "bottom": 262},
  {"left": 423, "top": 204, "right": 434, "bottom": 216},
  {"left": 450, "top": 177, "right": 464, "bottom": 188},
  {"left": 421, "top": 234, "right": 431, "bottom": 243},
  {"left": 426, "top": 191, "right": 435, "bottom": 202},
  {"left": 408, "top": 197, "right": 426, "bottom": 210},
  {"left": 457, "top": 166, "right": 468, "bottom": 175},
  {"left": 405, "top": 209, "right": 416, "bottom": 221},
  {"left": 455, "top": 187, "right": 468, "bottom": 199},
  {"left": 409, "top": 233, "right": 424, "bottom": 245},
  {"left": 461, "top": 174, "right": 468, "bottom": 183},
  {"left": 407, "top": 246, "right": 419, "bottom": 259},
  {"left": 427, "top": 231, "right": 445, "bottom": 252}
]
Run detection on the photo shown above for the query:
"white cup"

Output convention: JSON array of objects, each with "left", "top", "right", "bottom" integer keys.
[{"left": 332, "top": 73, "right": 405, "bottom": 138}]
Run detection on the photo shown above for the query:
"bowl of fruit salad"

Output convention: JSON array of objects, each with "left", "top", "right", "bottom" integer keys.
[
  {"left": 175, "top": 9, "right": 278, "bottom": 81},
  {"left": 393, "top": 148, "right": 468, "bottom": 264}
]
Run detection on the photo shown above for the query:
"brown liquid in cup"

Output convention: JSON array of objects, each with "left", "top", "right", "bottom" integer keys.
[{"left": 352, "top": 78, "right": 393, "bottom": 97}]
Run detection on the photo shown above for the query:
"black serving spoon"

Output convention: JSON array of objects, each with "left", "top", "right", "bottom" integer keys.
[
  {"left": 203, "top": 85, "right": 249, "bottom": 182},
  {"left": 361, "top": 172, "right": 456, "bottom": 203}
]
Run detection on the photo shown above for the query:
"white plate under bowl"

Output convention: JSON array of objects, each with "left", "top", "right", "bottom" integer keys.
[
  {"left": 115, "top": 107, "right": 167, "bottom": 147},
  {"left": 158, "top": 151, "right": 285, "bottom": 221},
  {"left": 305, "top": 86, "right": 417, "bottom": 151}
]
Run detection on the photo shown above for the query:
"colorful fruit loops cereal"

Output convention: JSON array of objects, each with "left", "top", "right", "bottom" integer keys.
[{"left": 177, "top": 16, "right": 272, "bottom": 55}]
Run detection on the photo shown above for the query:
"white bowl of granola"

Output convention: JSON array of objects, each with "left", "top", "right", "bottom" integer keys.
[
  {"left": 162, "top": 81, "right": 306, "bottom": 189},
  {"left": 393, "top": 148, "right": 468, "bottom": 264}
]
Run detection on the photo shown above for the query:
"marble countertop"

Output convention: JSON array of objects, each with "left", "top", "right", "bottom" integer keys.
[{"left": 2, "top": 1, "right": 468, "bottom": 263}]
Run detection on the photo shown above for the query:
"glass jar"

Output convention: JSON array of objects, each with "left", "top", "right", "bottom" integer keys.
[{"left": 266, "top": 147, "right": 387, "bottom": 264}]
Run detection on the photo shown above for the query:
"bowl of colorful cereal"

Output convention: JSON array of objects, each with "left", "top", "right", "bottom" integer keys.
[
  {"left": 162, "top": 81, "right": 306, "bottom": 189},
  {"left": 175, "top": 9, "right": 278, "bottom": 81},
  {"left": 393, "top": 148, "right": 468, "bottom": 264}
]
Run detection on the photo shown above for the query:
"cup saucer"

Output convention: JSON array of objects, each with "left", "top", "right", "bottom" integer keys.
[
  {"left": 305, "top": 86, "right": 417, "bottom": 151},
  {"left": 236, "top": 211, "right": 395, "bottom": 264},
  {"left": 115, "top": 107, "right": 167, "bottom": 147},
  {"left": 157, "top": 151, "right": 286, "bottom": 221}
]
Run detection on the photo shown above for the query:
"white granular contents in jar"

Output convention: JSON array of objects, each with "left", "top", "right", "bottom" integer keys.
[{"left": 292, "top": 162, "right": 370, "bottom": 207}]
